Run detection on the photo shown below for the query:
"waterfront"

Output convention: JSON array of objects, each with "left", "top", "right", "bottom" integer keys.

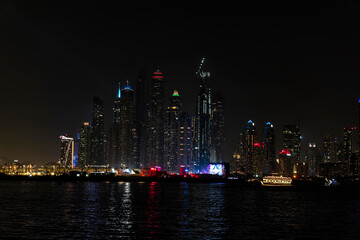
[{"left": 0, "top": 181, "right": 360, "bottom": 239}]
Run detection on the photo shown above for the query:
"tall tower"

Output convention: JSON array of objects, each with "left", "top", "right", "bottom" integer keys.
[
  {"left": 107, "top": 83, "right": 122, "bottom": 168},
  {"left": 90, "top": 96, "right": 105, "bottom": 165},
  {"left": 79, "top": 122, "right": 91, "bottom": 168},
  {"left": 135, "top": 68, "right": 149, "bottom": 168},
  {"left": 59, "top": 135, "right": 74, "bottom": 168},
  {"left": 343, "top": 126, "right": 357, "bottom": 175},
  {"left": 147, "top": 67, "right": 166, "bottom": 168},
  {"left": 210, "top": 91, "right": 225, "bottom": 163},
  {"left": 179, "top": 112, "right": 192, "bottom": 170},
  {"left": 193, "top": 61, "right": 211, "bottom": 173},
  {"left": 282, "top": 124, "right": 301, "bottom": 171},
  {"left": 119, "top": 80, "right": 137, "bottom": 169},
  {"left": 243, "top": 120, "right": 257, "bottom": 175},
  {"left": 307, "top": 142, "right": 318, "bottom": 176},
  {"left": 263, "top": 122, "right": 276, "bottom": 174},
  {"left": 323, "top": 133, "right": 338, "bottom": 163},
  {"left": 164, "top": 90, "right": 182, "bottom": 173}
]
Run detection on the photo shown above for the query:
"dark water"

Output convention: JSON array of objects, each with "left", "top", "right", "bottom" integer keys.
[{"left": 0, "top": 181, "right": 360, "bottom": 239}]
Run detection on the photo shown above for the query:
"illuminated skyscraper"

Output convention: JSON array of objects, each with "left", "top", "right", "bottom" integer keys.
[
  {"left": 210, "top": 92, "right": 225, "bottom": 163},
  {"left": 164, "top": 90, "right": 182, "bottom": 173},
  {"left": 79, "top": 122, "right": 91, "bottom": 168},
  {"left": 147, "top": 67, "right": 165, "bottom": 168},
  {"left": 323, "top": 133, "right": 338, "bottom": 163},
  {"left": 279, "top": 148, "right": 292, "bottom": 177},
  {"left": 59, "top": 135, "right": 74, "bottom": 168},
  {"left": 231, "top": 133, "right": 244, "bottom": 174},
  {"left": 343, "top": 126, "right": 357, "bottom": 175},
  {"left": 193, "top": 71, "right": 211, "bottom": 172},
  {"left": 306, "top": 142, "right": 318, "bottom": 176},
  {"left": 135, "top": 68, "right": 150, "bottom": 168},
  {"left": 107, "top": 83, "right": 122, "bottom": 168},
  {"left": 179, "top": 112, "right": 192, "bottom": 170},
  {"left": 282, "top": 124, "right": 301, "bottom": 171},
  {"left": 243, "top": 120, "right": 257, "bottom": 175},
  {"left": 263, "top": 122, "right": 276, "bottom": 174},
  {"left": 119, "top": 80, "right": 137, "bottom": 169},
  {"left": 90, "top": 96, "right": 105, "bottom": 165}
]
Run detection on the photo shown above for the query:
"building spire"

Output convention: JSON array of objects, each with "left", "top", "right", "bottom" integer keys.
[
  {"left": 124, "top": 79, "right": 132, "bottom": 90},
  {"left": 116, "top": 82, "right": 121, "bottom": 99}
]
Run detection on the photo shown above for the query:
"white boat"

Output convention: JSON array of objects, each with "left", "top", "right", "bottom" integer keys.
[{"left": 262, "top": 176, "right": 292, "bottom": 186}]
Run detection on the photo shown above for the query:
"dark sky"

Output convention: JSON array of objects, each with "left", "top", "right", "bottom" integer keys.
[{"left": 1, "top": 1, "right": 359, "bottom": 165}]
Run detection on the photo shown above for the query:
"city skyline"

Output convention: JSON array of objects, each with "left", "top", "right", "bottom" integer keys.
[{"left": 1, "top": 1, "right": 360, "bottom": 165}]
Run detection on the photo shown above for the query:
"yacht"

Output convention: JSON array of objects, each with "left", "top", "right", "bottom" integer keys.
[{"left": 262, "top": 175, "right": 292, "bottom": 186}]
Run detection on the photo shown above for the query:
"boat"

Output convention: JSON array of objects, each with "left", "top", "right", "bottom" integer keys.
[{"left": 261, "top": 175, "right": 292, "bottom": 186}]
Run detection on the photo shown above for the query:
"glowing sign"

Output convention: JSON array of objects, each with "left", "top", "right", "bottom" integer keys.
[{"left": 208, "top": 164, "right": 224, "bottom": 176}]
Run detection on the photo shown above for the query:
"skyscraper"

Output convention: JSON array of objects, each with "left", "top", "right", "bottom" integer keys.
[
  {"left": 164, "top": 90, "right": 182, "bottom": 173},
  {"left": 59, "top": 135, "right": 74, "bottom": 168},
  {"left": 193, "top": 71, "right": 211, "bottom": 172},
  {"left": 231, "top": 133, "right": 244, "bottom": 174},
  {"left": 210, "top": 91, "right": 225, "bottom": 163},
  {"left": 119, "top": 80, "right": 137, "bottom": 169},
  {"left": 147, "top": 67, "right": 165, "bottom": 168},
  {"left": 135, "top": 68, "right": 150, "bottom": 168},
  {"left": 323, "top": 133, "right": 338, "bottom": 163},
  {"left": 306, "top": 142, "right": 318, "bottom": 176},
  {"left": 279, "top": 148, "right": 292, "bottom": 177},
  {"left": 179, "top": 111, "right": 192, "bottom": 171},
  {"left": 243, "top": 120, "right": 257, "bottom": 175},
  {"left": 343, "top": 127, "right": 357, "bottom": 175},
  {"left": 263, "top": 122, "right": 276, "bottom": 174},
  {"left": 90, "top": 96, "right": 105, "bottom": 165},
  {"left": 282, "top": 124, "right": 301, "bottom": 171},
  {"left": 78, "top": 122, "right": 91, "bottom": 168}
]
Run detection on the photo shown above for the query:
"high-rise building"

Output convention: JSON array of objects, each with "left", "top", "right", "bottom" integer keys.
[
  {"left": 282, "top": 124, "right": 301, "bottom": 171},
  {"left": 119, "top": 80, "right": 137, "bottom": 169},
  {"left": 279, "top": 148, "right": 293, "bottom": 177},
  {"left": 193, "top": 71, "right": 212, "bottom": 173},
  {"left": 164, "top": 90, "right": 182, "bottom": 173},
  {"left": 243, "top": 120, "right": 257, "bottom": 175},
  {"left": 343, "top": 127, "right": 357, "bottom": 175},
  {"left": 90, "top": 96, "right": 105, "bottom": 165},
  {"left": 179, "top": 112, "right": 192, "bottom": 171},
  {"left": 210, "top": 92, "right": 225, "bottom": 163},
  {"left": 135, "top": 69, "right": 150, "bottom": 168},
  {"left": 107, "top": 83, "right": 122, "bottom": 168},
  {"left": 306, "top": 142, "right": 318, "bottom": 176},
  {"left": 79, "top": 122, "right": 91, "bottom": 168},
  {"left": 263, "top": 122, "right": 276, "bottom": 174},
  {"left": 73, "top": 130, "right": 80, "bottom": 168},
  {"left": 231, "top": 133, "right": 244, "bottom": 174},
  {"left": 323, "top": 133, "right": 338, "bottom": 163},
  {"left": 147, "top": 67, "right": 166, "bottom": 168},
  {"left": 59, "top": 135, "right": 74, "bottom": 168},
  {"left": 253, "top": 141, "right": 264, "bottom": 176}
]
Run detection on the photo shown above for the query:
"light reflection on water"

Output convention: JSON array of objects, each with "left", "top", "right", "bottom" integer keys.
[{"left": 0, "top": 181, "right": 360, "bottom": 239}]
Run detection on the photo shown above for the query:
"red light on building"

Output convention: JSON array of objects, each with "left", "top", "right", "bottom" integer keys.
[
  {"left": 280, "top": 149, "right": 291, "bottom": 155},
  {"left": 254, "top": 142, "right": 264, "bottom": 147}
]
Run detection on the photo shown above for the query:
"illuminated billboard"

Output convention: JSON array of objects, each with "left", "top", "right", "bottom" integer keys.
[{"left": 208, "top": 164, "right": 224, "bottom": 176}]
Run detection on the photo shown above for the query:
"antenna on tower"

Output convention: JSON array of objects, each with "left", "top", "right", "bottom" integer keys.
[{"left": 196, "top": 57, "right": 205, "bottom": 75}]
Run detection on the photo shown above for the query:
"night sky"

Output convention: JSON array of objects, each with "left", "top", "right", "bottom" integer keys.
[{"left": 1, "top": 1, "right": 359, "bottom": 165}]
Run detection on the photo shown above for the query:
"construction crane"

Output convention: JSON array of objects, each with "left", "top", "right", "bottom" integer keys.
[
  {"left": 196, "top": 57, "right": 210, "bottom": 78},
  {"left": 59, "top": 135, "right": 74, "bottom": 169},
  {"left": 196, "top": 57, "right": 206, "bottom": 75}
]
